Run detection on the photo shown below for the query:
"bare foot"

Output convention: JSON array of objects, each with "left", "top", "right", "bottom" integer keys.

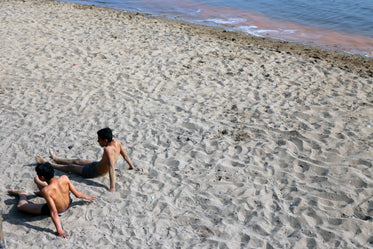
[
  {"left": 8, "top": 190, "right": 29, "bottom": 196},
  {"left": 35, "top": 155, "right": 48, "bottom": 164},
  {"left": 49, "top": 148, "right": 56, "bottom": 161}
]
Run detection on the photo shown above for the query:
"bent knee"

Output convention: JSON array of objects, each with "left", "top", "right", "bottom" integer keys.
[
  {"left": 34, "top": 175, "right": 45, "bottom": 184},
  {"left": 34, "top": 176, "right": 40, "bottom": 184},
  {"left": 34, "top": 175, "right": 48, "bottom": 189},
  {"left": 17, "top": 201, "right": 28, "bottom": 211}
]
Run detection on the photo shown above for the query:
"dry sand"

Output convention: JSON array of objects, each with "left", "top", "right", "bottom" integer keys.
[{"left": 0, "top": 0, "right": 372, "bottom": 248}]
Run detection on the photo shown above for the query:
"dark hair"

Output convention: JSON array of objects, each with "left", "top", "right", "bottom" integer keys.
[
  {"left": 35, "top": 162, "right": 55, "bottom": 180},
  {"left": 97, "top": 127, "right": 113, "bottom": 142}
]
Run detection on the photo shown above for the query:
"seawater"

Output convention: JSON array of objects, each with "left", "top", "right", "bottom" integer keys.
[{"left": 58, "top": 0, "right": 373, "bottom": 57}]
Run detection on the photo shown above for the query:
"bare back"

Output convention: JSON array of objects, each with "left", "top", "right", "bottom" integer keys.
[
  {"left": 41, "top": 175, "right": 71, "bottom": 213},
  {"left": 96, "top": 139, "right": 122, "bottom": 175}
]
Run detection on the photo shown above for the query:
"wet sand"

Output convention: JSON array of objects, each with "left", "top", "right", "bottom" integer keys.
[
  {"left": 0, "top": 0, "right": 372, "bottom": 248},
  {"left": 148, "top": 0, "right": 373, "bottom": 57}
]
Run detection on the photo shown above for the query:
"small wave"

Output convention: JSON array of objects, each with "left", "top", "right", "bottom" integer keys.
[
  {"left": 206, "top": 17, "right": 246, "bottom": 25},
  {"left": 237, "top": 26, "right": 296, "bottom": 37}
]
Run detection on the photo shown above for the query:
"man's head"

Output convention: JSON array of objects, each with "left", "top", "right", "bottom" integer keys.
[
  {"left": 97, "top": 127, "right": 113, "bottom": 144},
  {"left": 35, "top": 162, "right": 55, "bottom": 180}
]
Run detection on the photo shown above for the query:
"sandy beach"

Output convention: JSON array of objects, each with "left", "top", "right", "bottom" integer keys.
[{"left": 0, "top": 0, "right": 372, "bottom": 248}]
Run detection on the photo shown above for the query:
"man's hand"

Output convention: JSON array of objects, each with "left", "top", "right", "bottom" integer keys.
[
  {"left": 84, "top": 194, "right": 96, "bottom": 201},
  {"left": 57, "top": 232, "right": 69, "bottom": 238}
]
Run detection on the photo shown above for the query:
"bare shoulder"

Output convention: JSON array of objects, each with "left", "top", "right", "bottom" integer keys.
[
  {"left": 40, "top": 186, "right": 49, "bottom": 197},
  {"left": 115, "top": 139, "right": 125, "bottom": 150},
  {"left": 41, "top": 183, "right": 55, "bottom": 197},
  {"left": 106, "top": 139, "right": 122, "bottom": 151},
  {"left": 113, "top": 139, "right": 122, "bottom": 148},
  {"left": 57, "top": 175, "right": 71, "bottom": 186},
  {"left": 59, "top": 175, "right": 70, "bottom": 182}
]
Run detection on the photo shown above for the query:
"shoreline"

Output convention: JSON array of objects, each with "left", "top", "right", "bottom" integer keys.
[
  {"left": 58, "top": 0, "right": 373, "bottom": 59},
  {"left": 1, "top": 0, "right": 372, "bottom": 248},
  {"left": 63, "top": 0, "right": 373, "bottom": 78}
]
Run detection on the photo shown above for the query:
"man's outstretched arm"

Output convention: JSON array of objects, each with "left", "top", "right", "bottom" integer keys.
[
  {"left": 104, "top": 147, "right": 116, "bottom": 192},
  {"left": 120, "top": 144, "right": 135, "bottom": 170},
  {"left": 67, "top": 176, "right": 96, "bottom": 200},
  {"left": 43, "top": 194, "right": 67, "bottom": 238}
]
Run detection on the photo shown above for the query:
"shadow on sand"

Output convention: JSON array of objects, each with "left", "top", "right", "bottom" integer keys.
[{"left": 3, "top": 194, "right": 94, "bottom": 236}]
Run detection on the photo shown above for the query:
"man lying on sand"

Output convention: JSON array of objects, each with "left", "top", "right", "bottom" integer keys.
[
  {"left": 36, "top": 127, "right": 135, "bottom": 192},
  {"left": 8, "top": 162, "right": 95, "bottom": 238}
]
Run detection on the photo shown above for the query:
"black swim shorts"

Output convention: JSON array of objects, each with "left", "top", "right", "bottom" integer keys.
[{"left": 81, "top": 162, "right": 102, "bottom": 178}]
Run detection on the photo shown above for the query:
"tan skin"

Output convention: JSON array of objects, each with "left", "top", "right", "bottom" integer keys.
[
  {"left": 35, "top": 137, "right": 135, "bottom": 192},
  {"left": 8, "top": 175, "right": 95, "bottom": 238}
]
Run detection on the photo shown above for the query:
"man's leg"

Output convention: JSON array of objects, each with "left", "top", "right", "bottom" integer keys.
[
  {"left": 34, "top": 176, "right": 48, "bottom": 196},
  {"left": 49, "top": 149, "right": 94, "bottom": 166},
  {"left": 35, "top": 155, "right": 85, "bottom": 175},
  {"left": 8, "top": 190, "right": 44, "bottom": 215}
]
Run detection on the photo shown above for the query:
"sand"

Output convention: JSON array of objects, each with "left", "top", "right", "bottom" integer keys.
[{"left": 0, "top": 0, "right": 372, "bottom": 248}]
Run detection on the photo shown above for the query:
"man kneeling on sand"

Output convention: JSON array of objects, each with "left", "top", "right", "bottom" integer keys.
[
  {"left": 35, "top": 127, "right": 135, "bottom": 192},
  {"left": 8, "top": 162, "right": 95, "bottom": 238}
]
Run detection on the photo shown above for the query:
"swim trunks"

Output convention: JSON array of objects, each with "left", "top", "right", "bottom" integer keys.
[
  {"left": 41, "top": 197, "right": 72, "bottom": 216},
  {"left": 82, "top": 161, "right": 102, "bottom": 178}
]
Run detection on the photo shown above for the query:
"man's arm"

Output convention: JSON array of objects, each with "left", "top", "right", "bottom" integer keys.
[
  {"left": 106, "top": 147, "right": 116, "bottom": 192},
  {"left": 67, "top": 177, "right": 95, "bottom": 200},
  {"left": 42, "top": 193, "right": 67, "bottom": 238},
  {"left": 120, "top": 144, "right": 135, "bottom": 170}
]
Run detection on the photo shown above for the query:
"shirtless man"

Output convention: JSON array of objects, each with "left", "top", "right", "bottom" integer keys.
[
  {"left": 8, "top": 162, "right": 95, "bottom": 238},
  {"left": 35, "top": 128, "right": 135, "bottom": 192}
]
